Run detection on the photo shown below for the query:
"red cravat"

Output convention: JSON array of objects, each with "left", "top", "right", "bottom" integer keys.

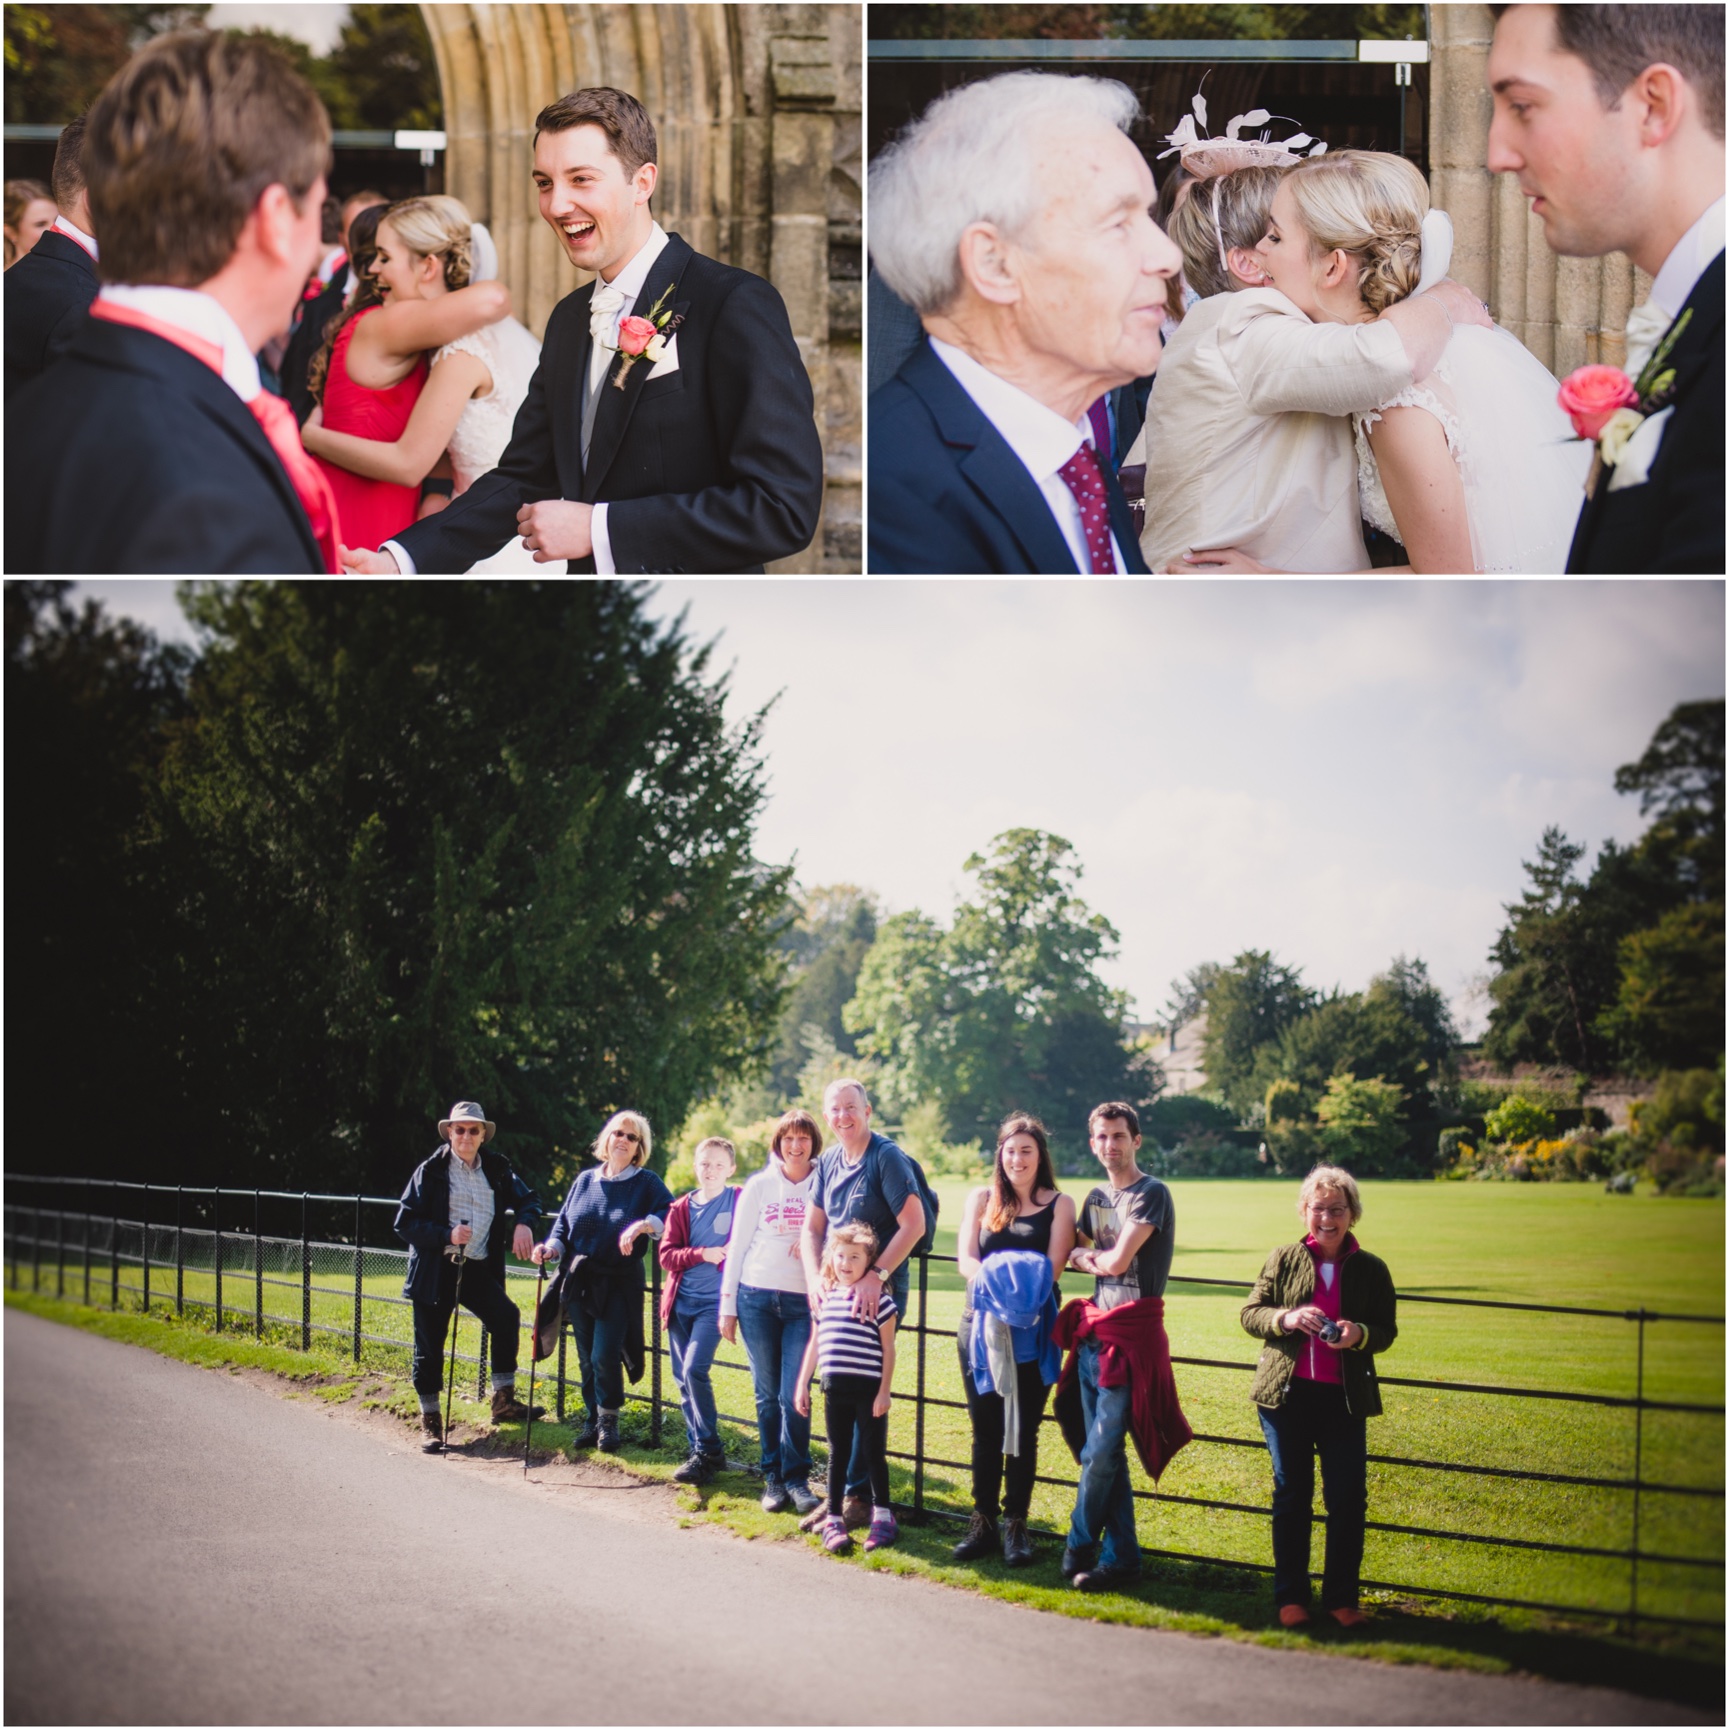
[
  {"left": 1056, "top": 442, "right": 1116, "bottom": 574},
  {"left": 89, "top": 298, "right": 342, "bottom": 573}
]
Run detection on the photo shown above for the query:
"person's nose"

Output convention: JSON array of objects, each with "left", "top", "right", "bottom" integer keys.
[{"left": 1485, "top": 114, "right": 1521, "bottom": 176}]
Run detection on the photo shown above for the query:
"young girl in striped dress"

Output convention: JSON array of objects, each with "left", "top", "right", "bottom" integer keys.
[{"left": 795, "top": 1221, "right": 898, "bottom": 1554}]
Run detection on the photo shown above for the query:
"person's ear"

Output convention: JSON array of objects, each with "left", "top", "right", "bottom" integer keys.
[
  {"left": 1632, "top": 63, "right": 1688, "bottom": 147},
  {"left": 632, "top": 160, "right": 658, "bottom": 206},
  {"left": 956, "top": 221, "right": 1022, "bottom": 307},
  {"left": 1226, "top": 245, "right": 1266, "bottom": 287},
  {"left": 1322, "top": 247, "right": 1355, "bottom": 290}
]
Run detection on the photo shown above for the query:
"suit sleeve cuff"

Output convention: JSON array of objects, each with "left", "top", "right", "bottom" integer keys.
[
  {"left": 382, "top": 539, "right": 417, "bottom": 575},
  {"left": 591, "top": 502, "right": 615, "bottom": 574}
]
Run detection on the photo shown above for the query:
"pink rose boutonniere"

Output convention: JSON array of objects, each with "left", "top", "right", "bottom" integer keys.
[
  {"left": 1556, "top": 308, "right": 1692, "bottom": 496},
  {"left": 1556, "top": 365, "right": 1639, "bottom": 442},
  {"left": 611, "top": 282, "right": 684, "bottom": 389}
]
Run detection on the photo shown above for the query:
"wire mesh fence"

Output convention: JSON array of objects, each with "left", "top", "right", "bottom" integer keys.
[{"left": 6, "top": 1174, "right": 1721, "bottom": 1637}]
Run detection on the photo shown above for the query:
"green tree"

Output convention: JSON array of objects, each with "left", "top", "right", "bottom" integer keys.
[
  {"left": 142, "top": 581, "right": 789, "bottom": 1195},
  {"left": 1598, "top": 901, "right": 1726, "bottom": 1074},
  {"left": 1161, "top": 960, "right": 1220, "bottom": 1037},
  {"left": 1614, "top": 697, "right": 1724, "bottom": 903},
  {"left": 1200, "top": 948, "right": 1315, "bottom": 1113},
  {"left": 324, "top": 2, "right": 441, "bottom": 131},
  {"left": 5, "top": 4, "right": 207, "bottom": 123},
  {"left": 1314, "top": 1073, "right": 1406, "bottom": 1173},
  {"left": 845, "top": 829, "right": 1155, "bottom": 1163},
  {"left": 766, "top": 884, "right": 879, "bottom": 1096}
]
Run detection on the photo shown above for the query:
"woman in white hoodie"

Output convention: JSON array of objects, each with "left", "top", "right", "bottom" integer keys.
[{"left": 720, "top": 1108, "right": 825, "bottom": 1515}]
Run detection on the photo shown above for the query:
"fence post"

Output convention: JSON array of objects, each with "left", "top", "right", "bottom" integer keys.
[
  {"left": 174, "top": 1186, "right": 184, "bottom": 1317},
  {"left": 83, "top": 1197, "right": 92, "bottom": 1304},
  {"left": 913, "top": 1251, "right": 928, "bottom": 1520},
  {"left": 56, "top": 1206, "right": 65, "bottom": 1300},
  {"left": 1629, "top": 1307, "right": 1648, "bottom": 1632},
  {"left": 649, "top": 1255, "right": 663, "bottom": 1446},
  {"left": 300, "top": 1193, "right": 311, "bottom": 1351},
  {"left": 110, "top": 1183, "right": 120, "bottom": 1310},
  {"left": 352, "top": 1195, "right": 363, "bottom": 1364},
  {"left": 141, "top": 1183, "right": 150, "bottom": 1315},
  {"left": 214, "top": 1186, "right": 223, "bottom": 1330},
  {"left": 32, "top": 1205, "right": 43, "bottom": 1292},
  {"left": 254, "top": 1188, "right": 263, "bottom": 1339}
]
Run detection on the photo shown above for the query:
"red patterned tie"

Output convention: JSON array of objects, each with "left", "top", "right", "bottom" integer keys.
[{"left": 1056, "top": 443, "right": 1116, "bottom": 574}]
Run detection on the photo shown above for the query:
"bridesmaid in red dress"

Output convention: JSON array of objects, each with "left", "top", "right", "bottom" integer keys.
[{"left": 305, "top": 201, "right": 509, "bottom": 551}]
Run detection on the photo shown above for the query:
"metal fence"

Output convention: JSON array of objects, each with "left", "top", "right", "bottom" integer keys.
[{"left": 5, "top": 1175, "right": 1722, "bottom": 1636}]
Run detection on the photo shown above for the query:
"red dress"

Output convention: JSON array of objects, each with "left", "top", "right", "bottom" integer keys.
[{"left": 311, "top": 304, "right": 428, "bottom": 550}]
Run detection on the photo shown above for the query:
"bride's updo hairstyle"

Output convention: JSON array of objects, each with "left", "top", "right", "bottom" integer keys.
[
  {"left": 381, "top": 193, "right": 474, "bottom": 290},
  {"left": 1165, "top": 163, "right": 1285, "bottom": 299},
  {"left": 1280, "top": 150, "right": 1428, "bottom": 316}
]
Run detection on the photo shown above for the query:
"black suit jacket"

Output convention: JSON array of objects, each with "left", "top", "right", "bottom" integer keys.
[
  {"left": 391, "top": 232, "right": 824, "bottom": 574},
  {"left": 1567, "top": 250, "right": 1724, "bottom": 574},
  {"left": 868, "top": 338, "right": 1150, "bottom": 574},
  {"left": 282, "top": 273, "right": 346, "bottom": 427},
  {"left": 6, "top": 315, "right": 324, "bottom": 575},
  {"left": 4, "top": 229, "right": 99, "bottom": 403}
]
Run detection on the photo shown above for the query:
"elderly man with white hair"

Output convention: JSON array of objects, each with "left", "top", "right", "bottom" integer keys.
[{"left": 867, "top": 72, "right": 1182, "bottom": 573}]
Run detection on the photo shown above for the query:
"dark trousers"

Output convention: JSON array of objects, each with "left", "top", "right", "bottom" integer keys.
[
  {"left": 844, "top": 1263, "right": 908, "bottom": 1498},
  {"left": 1257, "top": 1377, "right": 1368, "bottom": 1611},
  {"left": 958, "top": 1345, "right": 1050, "bottom": 1521},
  {"left": 824, "top": 1374, "right": 890, "bottom": 1510},
  {"left": 569, "top": 1285, "right": 633, "bottom": 1416},
  {"left": 410, "top": 1256, "right": 519, "bottom": 1398}
]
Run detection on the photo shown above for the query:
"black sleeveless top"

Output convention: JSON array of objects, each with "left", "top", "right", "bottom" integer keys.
[{"left": 962, "top": 1196, "right": 1059, "bottom": 1329}]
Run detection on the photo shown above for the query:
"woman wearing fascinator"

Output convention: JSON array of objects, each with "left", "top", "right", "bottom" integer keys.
[
  {"left": 303, "top": 195, "right": 545, "bottom": 571},
  {"left": 1185, "top": 151, "right": 1591, "bottom": 573},
  {"left": 1129, "top": 95, "right": 1497, "bottom": 574}
]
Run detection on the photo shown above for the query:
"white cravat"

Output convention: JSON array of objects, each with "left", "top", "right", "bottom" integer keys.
[
  {"left": 1623, "top": 298, "right": 1674, "bottom": 383},
  {"left": 1626, "top": 195, "right": 1726, "bottom": 379},
  {"left": 587, "top": 281, "right": 628, "bottom": 393}
]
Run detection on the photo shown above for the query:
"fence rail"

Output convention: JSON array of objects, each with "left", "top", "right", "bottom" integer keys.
[{"left": 5, "top": 1175, "right": 1722, "bottom": 1636}]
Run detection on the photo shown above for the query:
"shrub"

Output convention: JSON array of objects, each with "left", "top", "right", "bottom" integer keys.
[
  {"left": 1265, "top": 1077, "right": 1304, "bottom": 1125},
  {"left": 1148, "top": 1131, "right": 1268, "bottom": 1178},
  {"left": 1484, "top": 1093, "right": 1558, "bottom": 1146}
]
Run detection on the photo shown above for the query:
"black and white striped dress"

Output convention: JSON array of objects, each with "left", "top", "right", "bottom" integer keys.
[{"left": 816, "top": 1287, "right": 897, "bottom": 1382}]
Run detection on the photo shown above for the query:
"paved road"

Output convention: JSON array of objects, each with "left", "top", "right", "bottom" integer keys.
[{"left": 3, "top": 1311, "right": 1708, "bottom": 1726}]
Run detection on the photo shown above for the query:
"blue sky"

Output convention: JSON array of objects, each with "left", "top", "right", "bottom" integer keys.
[{"left": 75, "top": 578, "right": 1725, "bottom": 1039}]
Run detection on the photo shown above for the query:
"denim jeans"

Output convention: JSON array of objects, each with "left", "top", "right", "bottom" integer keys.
[
  {"left": 1257, "top": 1377, "right": 1368, "bottom": 1610},
  {"left": 1065, "top": 1337, "right": 1140, "bottom": 1573},
  {"left": 845, "top": 1262, "right": 908, "bottom": 1500},
  {"left": 736, "top": 1284, "right": 812, "bottom": 1483},
  {"left": 669, "top": 1300, "right": 723, "bottom": 1455},
  {"left": 568, "top": 1286, "right": 632, "bottom": 1416}
]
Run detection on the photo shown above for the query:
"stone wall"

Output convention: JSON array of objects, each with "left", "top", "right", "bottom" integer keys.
[
  {"left": 1430, "top": 3, "right": 1650, "bottom": 373},
  {"left": 418, "top": 3, "right": 861, "bottom": 572}
]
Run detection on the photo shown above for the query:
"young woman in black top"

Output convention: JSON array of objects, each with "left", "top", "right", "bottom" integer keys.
[{"left": 952, "top": 1113, "right": 1076, "bottom": 1565}]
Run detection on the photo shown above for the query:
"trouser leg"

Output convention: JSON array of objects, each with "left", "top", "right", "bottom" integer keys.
[
  {"left": 458, "top": 1268, "right": 520, "bottom": 1382},
  {"left": 1001, "top": 1359, "right": 1051, "bottom": 1522},
  {"left": 674, "top": 1303, "right": 723, "bottom": 1454},
  {"left": 825, "top": 1389, "right": 859, "bottom": 1510},
  {"left": 959, "top": 1345, "right": 1007, "bottom": 1519},
  {"left": 411, "top": 1292, "right": 454, "bottom": 1401},
  {"left": 569, "top": 1304, "right": 599, "bottom": 1416},
  {"left": 777, "top": 1296, "right": 813, "bottom": 1482},
  {"left": 1258, "top": 1388, "right": 1318, "bottom": 1607},
  {"left": 737, "top": 1286, "right": 781, "bottom": 1475},
  {"left": 1314, "top": 1388, "right": 1368, "bottom": 1610},
  {"left": 1068, "top": 1340, "right": 1138, "bottom": 1571}
]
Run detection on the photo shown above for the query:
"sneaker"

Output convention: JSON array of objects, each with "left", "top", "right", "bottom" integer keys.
[
  {"left": 785, "top": 1480, "right": 822, "bottom": 1516},
  {"left": 1001, "top": 1517, "right": 1035, "bottom": 1568},
  {"left": 841, "top": 1494, "right": 871, "bottom": 1531},
  {"left": 864, "top": 1512, "right": 899, "bottom": 1552},
  {"left": 1073, "top": 1565, "right": 1138, "bottom": 1594},
  {"left": 950, "top": 1511, "right": 998, "bottom": 1562},
  {"left": 1278, "top": 1604, "right": 1313, "bottom": 1628},
  {"left": 1059, "top": 1546, "right": 1093, "bottom": 1580},
  {"left": 760, "top": 1478, "right": 790, "bottom": 1513},
  {"left": 822, "top": 1517, "right": 853, "bottom": 1555},
  {"left": 419, "top": 1411, "right": 443, "bottom": 1453},
  {"left": 672, "top": 1452, "right": 716, "bottom": 1485}
]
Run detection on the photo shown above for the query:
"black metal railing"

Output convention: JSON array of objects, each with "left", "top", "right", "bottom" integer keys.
[{"left": 5, "top": 1174, "right": 1721, "bottom": 1635}]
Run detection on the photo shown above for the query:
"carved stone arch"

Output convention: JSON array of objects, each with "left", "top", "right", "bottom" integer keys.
[{"left": 417, "top": 4, "right": 860, "bottom": 570}]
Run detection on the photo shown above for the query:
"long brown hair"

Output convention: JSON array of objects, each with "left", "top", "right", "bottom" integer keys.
[
  {"left": 983, "top": 1112, "right": 1055, "bottom": 1234},
  {"left": 307, "top": 202, "right": 385, "bottom": 405}
]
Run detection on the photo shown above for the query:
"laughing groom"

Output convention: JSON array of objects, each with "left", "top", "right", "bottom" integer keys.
[{"left": 348, "top": 88, "right": 823, "bottom": 574}]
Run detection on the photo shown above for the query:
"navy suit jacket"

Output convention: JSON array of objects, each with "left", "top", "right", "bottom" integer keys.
[
  {"left": 6, "top": 315, "right": 323, "bottom": 575},
  {"left": 868, "top": 338, "right": 1149, "bottom": 574},
  {"left": 282, "top": 273, "right": 346, "bottom": 427},
  {"left": 391, "top": 232, "right": 824, "bottom": 574},
  {"left": 1567, "top": 251, "right": 1723, "bottom": 574},
  {"left": 4, "top": 228, "right": 98, "bottom": 403}
]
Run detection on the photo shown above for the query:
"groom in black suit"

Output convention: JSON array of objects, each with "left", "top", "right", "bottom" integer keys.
[
  {"left": 1489, "top": 4, "right": 1724, "bottom": 573},
  {"left": 353, "top": 87, "right": 823, "bottom": 576}
]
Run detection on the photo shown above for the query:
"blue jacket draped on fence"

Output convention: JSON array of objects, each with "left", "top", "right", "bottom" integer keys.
[{"left": 967, "top": 1248, "right": 1062, "bottom": 1391}]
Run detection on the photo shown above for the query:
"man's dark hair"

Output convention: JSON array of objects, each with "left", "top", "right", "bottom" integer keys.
[
  {"left": 1490, "top": 4, "right": 1725, "bottom": 138},
  {"left": 534, "top": 86, "right": 658, "bottom": 176},
  {"left": 320, "top": 195, "right": 343, "bottom": 245},
  {"left": 1089, "top": 1101, "right": 1141, "bottom": 1139},
  {"left": 51, "top": 115, "right": 87, "bottom": 210}
]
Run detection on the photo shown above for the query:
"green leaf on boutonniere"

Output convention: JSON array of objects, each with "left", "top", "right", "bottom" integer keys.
[
  {"left": 1633, "top": 306, "right": 1691, "bottom": 395},
  {"left": 1647, "top": 368, "right": 1676, "bottom": 398},
  {"left": 641, "top": 280, "right": 677, "bottom": 327}
]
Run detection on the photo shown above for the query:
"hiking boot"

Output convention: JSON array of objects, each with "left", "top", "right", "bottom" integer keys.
[
  {"left": 841, "top": 1494, "right": 871, "bottom": 1531},
  {"left": 490, "top": 1387, "right": 545, "bottom": 1424},
  {"left": 797, "top": 1496, "right": 831, "bottom": 1532},
  {"left": 760, "top": 1478, "right": 790, "bottom": 1513},
  {"left": 1001, "top": 1517, "right": 1035, "bottom": 1568},
  {"left": 420, "top": 1411, "right": 443, "bottom": 1453},
  {"left": 596, "top": 1409, "right": 620, "bottom": 1453},
  {"left": 673, "top": 1451, "right": 718, "bottom": 1485},
  {"left": 785, "top": 1480, "right": 822, "bottom": 1516},
  {"left": 570, "top": 1418, "right": 599, "bottom": 1450},
  {"left": 864, "top": 1511, "right": 899, "bottom": 1552},
  {"left": 950, "top": 1511, "right": 998, "bottom": 1562}
]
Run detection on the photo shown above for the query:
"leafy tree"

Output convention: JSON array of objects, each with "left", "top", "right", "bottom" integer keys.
[
  {"left": 1161, "top": 960, "right": 1220, "bottom": 1038},
  {"left": 5, "top": 4, "right": 207, "bottom": 123},
  {"left": 138, "top": 581, "right": 790, "bottom": 1196},
  {"left": 1314, "top": 1073, "right": 1406, "bottom": 1173},
  {"left": 845, "top": 829, "right": 1155, "bottom": 1164},
  {"left": 1598, "top": 901, "right": 1726, "bottom": 1074},
  {"left": 766, "top": 884, "right": 879, "bottom": 1097},
  {"left": 1614, "top": 697, "right": 1724, "bottom": 902},
  {"left": 324, "top": 2, "right": 441, "bottom": 131},
  {"left": 1199, "top": 948, "right": 1315, "bottom": 1113}
]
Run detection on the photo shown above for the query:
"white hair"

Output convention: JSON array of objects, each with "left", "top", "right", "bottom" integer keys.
[{"left": 869, "top": 71, "right": 1142, "bottom": 316}]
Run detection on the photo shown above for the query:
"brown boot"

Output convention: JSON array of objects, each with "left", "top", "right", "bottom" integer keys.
[
  {"left": 490, "top": 1386, "right": 544, "bottom": 1425},
  {"left": 797, "top": 1496, "right": 832, "bottom": 1532},
  {"left": 950, "top": 1511, "right": 997, "bottom": 1562},
  {"left": 1001, "top": 1517, "right": 1035, "bottom": 1567},
  {"left": 420, "top": 1410, "right": 443, "bottom": 1453},
  {"left": 841, "top": 1494, "right": 871, "bottom": 1531}
]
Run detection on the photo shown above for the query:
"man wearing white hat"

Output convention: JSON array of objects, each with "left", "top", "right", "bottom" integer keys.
[{"left": 395, "top": 1100, "right": 543, "bottom": 1451}]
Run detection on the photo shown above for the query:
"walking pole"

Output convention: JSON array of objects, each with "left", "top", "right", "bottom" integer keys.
[
  {"left": 442, "top": 1222, "right": 469, "bottom": 1456},
  {"left": 524, "top": 1254, "right": 548, "bottom": 1476}
]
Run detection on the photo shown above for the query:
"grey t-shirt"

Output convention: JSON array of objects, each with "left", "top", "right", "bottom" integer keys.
[{"left": 1079, "top": 1173, "right": 1174, "bottom": 1311}]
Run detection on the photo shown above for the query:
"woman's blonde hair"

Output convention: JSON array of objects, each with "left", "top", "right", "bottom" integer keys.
[
  {"left": 1165, "top": 164, "right": 1286, "bottom": 300},
  {"left": 1280, "top": 149, "right": 1428, "bottom": 316},
  {"left": 380, "top": 193, "right": 474, "bottom": 291},
  {"left": 591, "top": 1109, "right": 653, "bottom": 1169},
  {"left": 1299, "top": 1164, "right": 1363, "bottom": 1225},
  {"left": 821, "top": 1220, "right": 879, "bottom": 1279}
]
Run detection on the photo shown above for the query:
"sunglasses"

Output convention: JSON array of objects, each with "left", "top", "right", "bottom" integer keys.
[
  {"left": 449, "top": 1125, "right": 484, "bottom": 1137},
  {"left": 611, "top": 1130, "right": 641, "bottom": 1144}
]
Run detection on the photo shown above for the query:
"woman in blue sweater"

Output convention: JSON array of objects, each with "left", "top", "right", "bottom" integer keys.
[{"left": 534, "top": 1111, "right": 673, "bottom": 1452}]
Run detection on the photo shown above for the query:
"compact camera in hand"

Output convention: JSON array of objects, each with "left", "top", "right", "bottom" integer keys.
[{"left": 1318, "top": 1317, "right": 1344, "bottom": 1345}]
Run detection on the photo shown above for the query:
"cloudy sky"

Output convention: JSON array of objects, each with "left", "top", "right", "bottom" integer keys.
[
  {"left": 74, "top": 579, "right": 1723, "bottom": 1038},
  {"left": 205, "top": 4, "right": 350, "bottom": 54}
]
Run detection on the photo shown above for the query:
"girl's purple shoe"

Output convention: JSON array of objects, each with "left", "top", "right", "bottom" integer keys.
[{"left": 864, "top": 1511, "right": 899, "bottom": 1551}]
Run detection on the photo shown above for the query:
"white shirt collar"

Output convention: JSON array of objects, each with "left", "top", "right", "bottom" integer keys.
[
  {"left": 600, "top": 220, "right": 670, "bottom": 310},
  {"left": 51, "top": 213, "right": 97, "bottom": 259},
  {"left": 1651, "top": 195, "right": 1725, "bottom": 319},
  {"left": 97, "top": 284, "right": 261, "bottom": 402},
  {"left": 928, "top": 335, "right": 1091, "bottom": 483}
]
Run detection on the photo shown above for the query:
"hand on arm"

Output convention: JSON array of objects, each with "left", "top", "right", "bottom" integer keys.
[
  {"left": 1084, "top": 1219, "right": 1156, "bottom": 1280},
  {"left": 1381, "top": 279, "right": 1493, "bottom": 381},
  {"left": 350, "top": 280, "right": 510, "bottom": 376},
  {"left": 517, "top": 499, "right": 594, "bottom": 563}
]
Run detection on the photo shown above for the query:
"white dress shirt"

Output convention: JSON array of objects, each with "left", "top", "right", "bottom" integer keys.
[
  {"left": 928, "top": 335, "right": 1126, "bottom": 574},
  {"left": 51, "top": 212, "right": 97, "bottom": 259},
  {"left": 1650, "top": 195, "right": 1725, "bottom": 334},
  {"left": 385, "top": 221, "right": 671, "bottom": 577},
  {"left": 97, "top": 284, "right": 260, "bottom": 402}
]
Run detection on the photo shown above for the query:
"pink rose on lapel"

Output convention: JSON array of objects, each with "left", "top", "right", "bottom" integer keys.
[
  {"left": 616, "top": 315, "right": 659, "bottom": 357},
  {"left": 1556, "top": 365, "right": 1638, "bottom": 442}
]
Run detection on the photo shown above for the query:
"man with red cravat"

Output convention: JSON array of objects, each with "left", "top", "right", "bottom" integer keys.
[{"left": 6, "top": 32, "right": 340, "bottom": 575}]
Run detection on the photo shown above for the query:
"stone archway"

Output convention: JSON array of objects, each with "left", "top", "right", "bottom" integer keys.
[{"left": 417, "top": 3, "right": 860, "bottom": 572}]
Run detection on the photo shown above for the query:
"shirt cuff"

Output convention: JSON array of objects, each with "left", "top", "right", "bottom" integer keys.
[
  {"left": 382, "top": 538, "right": 417, "bottom": 575},
  {"left": 591, "top": 502, "right": 614, "bottom": 574}
]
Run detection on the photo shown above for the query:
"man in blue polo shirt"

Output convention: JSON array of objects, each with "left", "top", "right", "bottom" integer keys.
[{"left": 800, "top": 1077, "right": 925, "bottom": 1528}]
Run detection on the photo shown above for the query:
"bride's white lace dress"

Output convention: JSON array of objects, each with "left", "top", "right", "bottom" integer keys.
[
  {"left": 1353, "top": 323, "right": 1591, "bottom": 572},
  {"left": 433, "top": 314, "right": 544, "bottom": 573}
]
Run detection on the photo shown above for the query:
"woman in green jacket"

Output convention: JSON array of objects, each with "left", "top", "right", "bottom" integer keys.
[{"left": 1241, "top": 1164, "right": 1397, "bottom": 1629}]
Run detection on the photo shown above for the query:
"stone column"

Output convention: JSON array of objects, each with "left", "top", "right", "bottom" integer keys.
[{"left": 1428, "top": 3, "right": 1648, "bottom": 372}]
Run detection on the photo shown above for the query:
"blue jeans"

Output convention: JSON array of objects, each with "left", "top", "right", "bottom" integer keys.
[
  {"left": 1257, "top": 1378, "right": 1368, "bottom": 1610},
  {"left": 669, "top": 1300, "right": 723, "bottom": 1455},
  {"left": 1065, "top": 1337, "right": 1140, "bottom": 1573},
  {"left": 568, "top": 1289, "right": 631, "bottom": 1416},
  {"left": 845, "top": 1262, "right": 908, "bottom": 1500},
  {"left": 736, "top": 1284, "right": 812, "bottom": 1483}
]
